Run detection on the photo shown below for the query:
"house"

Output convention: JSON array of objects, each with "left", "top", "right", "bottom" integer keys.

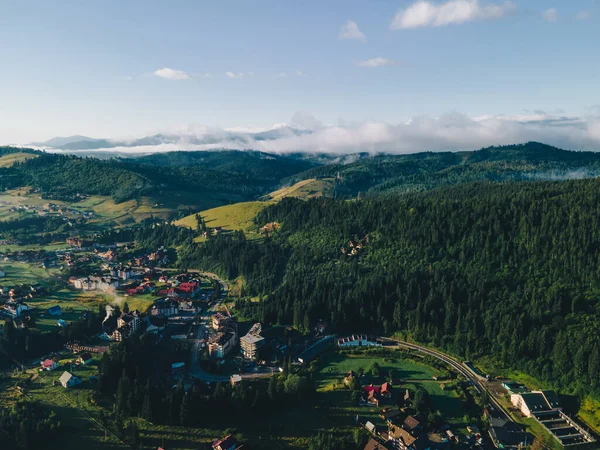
[
  {"left": 111, "top": 324, "right": 131, "bottom": 342},
  {"left": 59, "top": 371, "right": 82, "bottom": 388},
  {"left": 388, "top": 425, "right": 418, "bottom": 450},
  {"left": 363, "top": 385, "right": 382, "bottom": 406},
  {"left": 117, "top": 266, "right": 133, "bottom": 280},
  {"left": 380, "top": 408, "right": 402, "bottom": 423},
  {"left": 47, "top": 305, "right": 62, "bottom": 316},
  {"left": 402, "top": 416, "right": 421, "bottom": 432},
  {"left": 77, "top": 353, "right": 93, "bottom": 365},
  {"left": 363, "top": 438, "right": 387, "bottom": 450},
  {"left": 365, "top": 421, "right": 377, "bottom": 435},
  {"left": 230, "top": 374, "right": 242, "bottom": 386},
  {"left": 0, "top": 269, "right": 5, "bottom": 277},
  {"left": 41, "top": 359, "right": 58, "bottom": 371},
  {"left": 57, "top": 319, "right": 68, "bottom": 327},
  {"left": 381, "top": 382, "right": 392, "bottom": 398},
  {"left": 150, "top": 299, "right": 179, "bottom": 317},
  {"left": 403, "top": 389, "right": 412, "bottom": 405},
  {"left": 212, "top": 435, "right": 237, "bottom": 450},
  {"left": 488, "top": 417, "right": 529, "bottom": 449}
]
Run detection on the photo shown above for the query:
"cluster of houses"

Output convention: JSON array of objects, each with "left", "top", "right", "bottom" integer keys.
[
  {"left": 340, "top": 235, "right": 369, "bottom": 257},
  {"left": 71, "top": 275, "right": 120, "bottom": 293},
  {"left": 208, "top": 312, "right": 238, "bottom": 358},
  {"left": 0, "top": 281, "right": 47, "bottom": 320},
  {"left": 100, "top": 309, "right": 144, "bottom": 342}
]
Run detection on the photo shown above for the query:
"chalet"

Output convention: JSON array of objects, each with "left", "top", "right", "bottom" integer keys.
[
  {"left": 77, "top": 353, "right": 93, "bottom": 365},
  {"left": 212, "top": 434, "right": 237, "bottom": 450},
  {"left": 59, "top": 371, "right": 82, "bottom": 388},
  {"left": 41, "top": 359, "right": 58, "bottom": 371},
  {"left": 363, "top": 385, "right": 381, "bottom": 406},
  {"left": 388, "top": 425, "right": 418, "bottom": 450},
  {"left": 47, "top": 305, "right": 62, "bottom": 316},
  {"left": 402, "top": 416, "right": 421, "bottom": 432}
]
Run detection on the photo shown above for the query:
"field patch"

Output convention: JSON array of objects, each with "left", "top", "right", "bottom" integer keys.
[
  {"left": 265, "top": 178, "right": 335, "bottom": 201},
  {"left": 175, "top": 201, "right": 272, "bottom": 239},
  {"left": 0, "top": 152, "right": 38, "bottom": 167}
]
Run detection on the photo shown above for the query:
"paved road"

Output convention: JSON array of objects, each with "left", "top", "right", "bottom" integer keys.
[{"left": 383, "top": 337, "right": 513, "bottom": 422}]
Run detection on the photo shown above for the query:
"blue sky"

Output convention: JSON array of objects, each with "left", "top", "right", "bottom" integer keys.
[{"left": 1, "top": 0, "right": 599, "bottom": 152}]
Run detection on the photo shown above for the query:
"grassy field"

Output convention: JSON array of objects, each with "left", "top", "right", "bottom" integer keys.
[
  {"left": 0, "top": 152, "right": 38, "bottom": 167},
  {"left": 0, "top": 353, "right": 126, "bottom": 450},
  {"left": 265, "top": 178, "right": 335, "bottom": 201},
  {"left": 175, "top": 201, "right": 273, "bottom": 239},
  {"left": 0, "top": 261, "right": 60, "bottom": 287}
]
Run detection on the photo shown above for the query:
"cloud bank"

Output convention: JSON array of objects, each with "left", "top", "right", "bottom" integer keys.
[
  {"left": 41, "top": 110, "right": 600, "bottom": 155},
  {"left": 391, "top": 0, "right": 515, "bottom": 29},
  {"left": 355, "top": 57, "right": 396, "bottom": 67},
  {"left": 542, "top": 8, "right": 558, "bottom": 23}
]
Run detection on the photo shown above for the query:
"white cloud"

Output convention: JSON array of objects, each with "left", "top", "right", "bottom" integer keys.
[
  {"left": 576, "top": 10, "right": 591, "bottom": 21},
  {"left": 391, "top": 0, "right": 515, "bottom": 29},
  {"left": 542, "top": 8, "right": 558, "bottom": 22},
  {"left": 355, "top": 57, "right": 396, "bottom": 67},
  {"left": 275, "top": 71, "right": 305, "bottom": 78},
  {"left": 339, "top": 20, "right": 367, "bottom": 41},
  {"left": 153, "top": 68, "right": 191, "bottom": 80},
  {"left": 225, "top": 72, "right": 248, "bottom": 79}
]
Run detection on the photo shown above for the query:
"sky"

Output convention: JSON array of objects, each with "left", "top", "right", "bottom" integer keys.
[{"left": 1, "top": 0, "right": 599, "bottom": 153}]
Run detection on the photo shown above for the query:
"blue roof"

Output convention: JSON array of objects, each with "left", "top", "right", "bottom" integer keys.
[{"left": 48, "top": 305, "right": 61, "bottom": 312}]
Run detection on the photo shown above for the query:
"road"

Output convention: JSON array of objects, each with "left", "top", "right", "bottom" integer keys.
[{"left": 382, "top": 337, "right": 514, "bottom": 422}]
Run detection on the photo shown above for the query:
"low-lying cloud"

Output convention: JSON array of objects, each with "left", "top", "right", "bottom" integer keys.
[{"left": 41, "top": 110, "right": 600, "bottom": 155}]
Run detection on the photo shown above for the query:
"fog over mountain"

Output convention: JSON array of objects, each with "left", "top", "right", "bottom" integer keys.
[{"left": 30, "top": 110, "right": 600, "bottom": 155}]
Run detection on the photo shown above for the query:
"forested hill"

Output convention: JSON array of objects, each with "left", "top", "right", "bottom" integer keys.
[
  {"left": 179, "top": 178, "right": 600, "bottom": 399},
  {"left": 285, "top": 142, "right": 600, "bottom": 198},
  {"left": 0, "top": 149, "right": 316, "bottom": 204}
]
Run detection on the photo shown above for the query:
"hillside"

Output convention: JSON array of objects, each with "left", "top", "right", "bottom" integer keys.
[
  {"left": 175, "top": 201, "right": 272, "bottom": 238},
  {"left": 264, "top": 178, "right": 336, "bottom": 201},
  {"left": 180, "top": 178, "right": 600, "bottom": 428}
]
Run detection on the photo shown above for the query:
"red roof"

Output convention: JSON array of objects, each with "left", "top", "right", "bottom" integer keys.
[
  {"left": 363, "top": 385, "right": 381, "bottom": 394},
  {"left": 42, "top": 359, "right": 55, "bottom": 368}
]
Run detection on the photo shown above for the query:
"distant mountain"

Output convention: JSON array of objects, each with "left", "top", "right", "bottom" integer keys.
[{"left": 30, "top": 135, "right": 103, "bottom": 148}]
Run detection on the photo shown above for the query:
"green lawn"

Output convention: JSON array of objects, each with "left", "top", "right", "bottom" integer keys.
[
  {"left": 0, "top": 261, "right": 60, "bottom": 286},
  {"left": 265, "top": 178, "right": 335, "bottom": 201}
]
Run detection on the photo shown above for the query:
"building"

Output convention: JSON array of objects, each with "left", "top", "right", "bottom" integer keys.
[
  {"left": 240, "top": 333, "right": 264, "bottom": 360},
  {"left": 73, "top": 276, "right": 119, "bottom": 292},
  {"left": 402, "top": 416, "right": 421, "bottom": 432},
  {"left": 388, "top": 425, "right": 418, "bottom": 450},
  {"left": 172, "top": 362, "right": 185, "bottom": 379},
  {"left": 230, "top": 374, "right": 242, "bottom": 386},
  {"left": 212, "top": 435, "right": 237, "bottom": 450},
  {"left": 337, "top": 335, "right": 382, "bottom": 348},
  {"left": 77, "top": 353, "right": 93, "bottom": 365},
  {"left": 41, "top": 359, "right": 59, "bottom": 371},
  {"left": 117, "top": 266, "right": 133, "bottom": 280},
  {"left": 47, "top": 305, "right": 62, "bottom": 316},
  {"left": 502, "top": 381, "right": 529, "bottom": 394},
  {"left": 510, "top": 391, "right": 561, "bottom": 417},
  {"left": 488, "top": 417, "right": 529, "bottom": 449},
  {"left": 365, "top": 421, "right": 377, "bottom": 435},
  {"left": 150, "top": 299, "right": 179, "bottom": 317},
  {"left": 0, "top": 269, "right": 5, "bottom": 277},
  {"left": 363, "top": 438, "right": 386, "bottom": 450},
  {"left": 212, "top": 312, "right": 234, "bottom": 331},
  {"left": 57, "top": 319, "right": 68, "bottom": 327},
  {"left": 117, "top": 311, "right": 142, "bottom": 333},
  {"left": 59, "top": 371, "right": 82, "bottom": 388},
  {"left": 208, "top": 330, "right": 237, "bottom": 358}
]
